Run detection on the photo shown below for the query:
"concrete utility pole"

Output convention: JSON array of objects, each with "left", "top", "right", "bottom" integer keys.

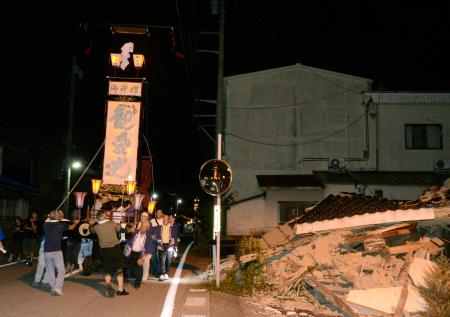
[
  {"left": 215, "top": 0, "right": 225, "bottom": 288},
  {"left": 64, "top": 54, "right": 79, "bottom": 215}
]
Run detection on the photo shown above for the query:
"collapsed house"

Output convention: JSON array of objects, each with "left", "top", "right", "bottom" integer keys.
[{"left": 208, "top": 180, "right": 450, "bottom": 316}]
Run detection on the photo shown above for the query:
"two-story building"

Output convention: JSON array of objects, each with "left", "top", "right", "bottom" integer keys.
[
  {"left": 0, "top": 122, "right": 64, "bottom": 220},
  {"left": 224, "top": 64, "right": 450, "bottom": 236}
]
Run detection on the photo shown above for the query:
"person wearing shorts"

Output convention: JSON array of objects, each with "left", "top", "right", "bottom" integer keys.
[{"left": 90, "top": 210, "right": 129, "bottom": 297}]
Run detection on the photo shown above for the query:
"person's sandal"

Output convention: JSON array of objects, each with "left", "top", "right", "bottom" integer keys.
[
  {"left": 105, "top": 285, "right": 115, "bottom": 297},
  {"left": 116, "top": 289, "right": 129, "bottom": 296}
]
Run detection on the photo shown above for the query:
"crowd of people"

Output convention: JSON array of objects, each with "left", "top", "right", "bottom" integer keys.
[{"left": 0, "top": 205, "right": 181, "bottom": 298}]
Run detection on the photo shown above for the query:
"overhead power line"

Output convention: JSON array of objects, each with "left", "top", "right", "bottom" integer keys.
[
  {"left": 226, "top": 112, "right": 366, "bottom": 147},
  {"left": 227, "top": 83, "right": 366, "bottom": 110}
]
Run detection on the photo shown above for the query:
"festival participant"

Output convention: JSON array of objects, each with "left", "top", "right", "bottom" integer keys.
[
  {"left": 8, "top": 217, "right": 24, "bottom": 262},
  {"left": 155, "top": 214, "right": 179, "bottom": 281},
  {"left": 32, "top": 233, "right": 49, "bottom": 287},
  {"left": 150, "top": 209, "right": 164, "bottom": 277},
  {"left": 132, "top": 211, "right": 153, "bottom": 282},
  {"left": 90, "top": 210, "right": 129, "bottom": 297},
  {"left": 23, "top": 212, "right": 39, "bottom": 267},
  {"left": 43, "top": 210, "right": 78, "bottom": 296},
  {"left": 168, "top": 214, "right": 180, "bottom": 260},
  {"left": 124, "top": 222, "right": 155, "bottom": 289}
]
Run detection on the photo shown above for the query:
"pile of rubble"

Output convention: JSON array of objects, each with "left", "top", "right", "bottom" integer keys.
[
  {"left": 252, "top": 222, "right": 447, "bottom": 316},
  {"left": 210, "top": 182, "right": 450, "bottom": 317}
]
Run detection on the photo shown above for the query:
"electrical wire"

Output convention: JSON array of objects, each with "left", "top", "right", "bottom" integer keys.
[
  {"left": 55, "top": 141, "right": 105, "bottom": 211},
  {"left": 175, "top": 0, "right": 195, "bottom": 98},
  {"left": 306, "top": 67, "right": 369, "bottom": 93},
  {"left": 226, "top": 112, "right": 366, "bottom": 147},
  {"left": 142, "top": 134, "right": 155, "bottom": 196},
  {"left": 228, "top": 82, "right": 367, "bottom": 110}
]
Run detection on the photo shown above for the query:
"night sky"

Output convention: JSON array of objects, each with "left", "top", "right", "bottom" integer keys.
[{"left": 1, "top": 1, "right": 450, "bottom": 210}]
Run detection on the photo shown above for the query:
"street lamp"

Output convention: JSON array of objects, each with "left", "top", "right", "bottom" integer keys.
[
  {"left": 64, "top": 160, "right": 83, "bottom": 215},
  {"left": 176, "top": 198, "right": 182, "bottom": 215}
]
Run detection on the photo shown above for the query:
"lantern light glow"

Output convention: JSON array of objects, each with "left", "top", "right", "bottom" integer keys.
[
  {"left": 110, "top": 53, "right": 121, "bottom": 67},
  {"left": 91, "top": 179, "right": 102, "bottom": 195},
  {"left": 133, "top": 54, "right": 145, "bottom": 68},
  {"left": 125, "top": 180, "right": 136, "bottom": 196}
]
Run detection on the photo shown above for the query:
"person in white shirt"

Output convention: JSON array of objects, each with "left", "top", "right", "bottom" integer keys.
[
  {"left": 133, "top": 212, "right": 152, "bottom": 282},
  {"left": 124, "top": 222, "right": 154, "bottom": 289},
  {"left": 150, "top": 209, "right": 163, "bottom": 227},
  {"left": 155, "top": 214, "right": 179, "bottom": 281}
]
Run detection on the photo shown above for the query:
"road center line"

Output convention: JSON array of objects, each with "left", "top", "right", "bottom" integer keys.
[
  {"left": 0, "top": 257, "right": 38, "bottom": 268},
  {"left": 160, "top": 241, "right": 195, "bottom": 317}
]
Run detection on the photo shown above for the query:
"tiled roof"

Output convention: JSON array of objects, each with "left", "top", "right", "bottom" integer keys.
[
  {"left": 257, "top": 175, "right": 324, "bottom": 188},
  {"left": 297, "top": 193, "right": 402, "bottom": 224}
]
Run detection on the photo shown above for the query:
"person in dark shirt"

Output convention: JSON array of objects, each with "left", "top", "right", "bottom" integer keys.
[
  {"left": 8, "top": 217, "right": 25, "bottom": 262},
  {"left": 23, "top": 212, "right": 39, "bottom": 266},
  {"left": 43, "top": 210, "right": 78, "bottom": 296}
]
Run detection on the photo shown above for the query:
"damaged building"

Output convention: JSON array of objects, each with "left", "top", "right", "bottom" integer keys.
[
  {"left": 207, "top": 183, "right": 450, "bottom": 316},
  {"left": 223, "top": 64, "right": 450, "bottom": 236}
]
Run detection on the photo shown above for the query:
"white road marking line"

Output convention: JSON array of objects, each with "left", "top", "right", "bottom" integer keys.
[
  {"left": 160, "top": 241, "right": 195, "bottom": 317},
  {"left": 185, "top": 297, "right": 207, "bottom": 306},
  {"left": 65, "top": 268, "right": 82, "bottom": 278},
  {"left": 189, "top": 288, "right": 207, "bottom": 292},
  {"left": 0, "top": 257, "right": 38, "bottom": 268}
]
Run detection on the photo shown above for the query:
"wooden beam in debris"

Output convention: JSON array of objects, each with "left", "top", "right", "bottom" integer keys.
[
  {"left": 239, "top": 253, "right": 257, "bottom": 264},
  {"left": 389, "top": 242, "right": 441, "bottom": 255},
  {"left": 344, "top": 223, "right": 416, "bottom": 244},
  {"left": 430, "top": 237, "right": 445, "bottom": 247},
  {"left": 346, "top": 228, "right": 414, "bottom": 244},
  {"left": 304, "top": 274, "right": 359, "bottom": 317},
  {"left": 393, "top": 255, "right": 412, "bottom": 317}
]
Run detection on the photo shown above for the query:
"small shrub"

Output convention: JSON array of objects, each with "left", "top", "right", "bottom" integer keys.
[
  {"left": 419, "top": 254, "right": 450, "bottom": 317},
  {"left": 199, "top": 236, "right": 267, "bottom": 295}
]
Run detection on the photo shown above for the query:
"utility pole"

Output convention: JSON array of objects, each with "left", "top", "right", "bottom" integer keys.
[
  {"left": 64, "top": 54, "right": 79, "bottom": 215},
  {"left": 215, "top": 0, "right": 225, "bottom": 288}
]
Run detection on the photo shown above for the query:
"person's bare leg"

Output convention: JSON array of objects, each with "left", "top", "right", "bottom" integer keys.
[
  {"left": 104, "top": 274, "right": 115, "bottom": 296},
  {"left": 117, "top": 274, "right": 124, "bottom": 291},
  {"left": 105, "top": 274, "right": 112, "bottom": 286}
]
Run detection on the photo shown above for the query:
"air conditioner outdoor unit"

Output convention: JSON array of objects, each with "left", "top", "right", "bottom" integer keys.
[
  {"left": 434, "top": 159, "right": 450, "bottom": 170},
  {"left": 328, "top": 157, "right": 346, "bottom": 170}
]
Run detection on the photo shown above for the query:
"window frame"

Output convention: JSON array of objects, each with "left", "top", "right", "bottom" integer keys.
[
  {"left": 278, "top": 201, "right": 316, "bottom": 224},
  {"left": 405, "top": 124, "right": 443, "bottom": 150}
]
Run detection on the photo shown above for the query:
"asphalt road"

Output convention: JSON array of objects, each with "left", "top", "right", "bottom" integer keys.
[{"left": 0, "top": 238, "right": 211, "bottom": 317}]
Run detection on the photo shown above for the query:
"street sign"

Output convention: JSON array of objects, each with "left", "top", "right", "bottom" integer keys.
[
  {"left": 199, "top": 159, "right": 232, "bottom": 196},
  {"left": 214, "top": 205, "right": 221, "bottom": 233}
]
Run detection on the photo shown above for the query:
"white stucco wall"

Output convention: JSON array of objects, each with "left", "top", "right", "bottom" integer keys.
[
  {"left": 227, "top": 196, "right": 268, "bottom": 236},
  {"left": 226, "top": 183, "right": 430, "bottom": 236},
  {"left": 224, "top": 64, "right": 373, "bottom": 200},
  {"left": 226, "top": 188, "right": 324, "bottom": 236},
  {"left": 367, "top": 92, "right": 450, "bottom": 171}
]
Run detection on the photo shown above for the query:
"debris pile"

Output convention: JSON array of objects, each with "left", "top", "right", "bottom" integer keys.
[
  {"left": 204, "top": 182, "right": 450, "bottom": 316},
  {"left": 213, "top": 183, "right": 450, "bottom": 316},
  {"left": 253, "top": 221, "right": 448, "bottom": 316}
]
